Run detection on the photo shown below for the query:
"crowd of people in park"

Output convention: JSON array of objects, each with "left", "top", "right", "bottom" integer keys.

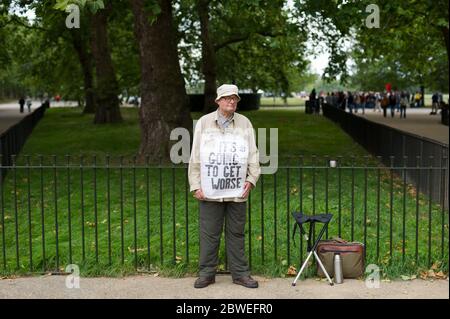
[{"left": 308, "top": 89, "right": 447, "bottom": 119}]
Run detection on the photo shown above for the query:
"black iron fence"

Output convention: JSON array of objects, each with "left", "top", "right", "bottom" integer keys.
[
  {"left": 0, "top": 104, "right": 47, "bottom": 182},
  {"left": 322, "top": 104, "right": 449, "bottom": 210},
  {"left": 0, "top": 155, "right": 448, "bottom": 275}
]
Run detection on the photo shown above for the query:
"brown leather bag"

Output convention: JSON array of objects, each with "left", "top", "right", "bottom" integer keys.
[{"left": 316, "top": 238, "right": 365, "bottom": 278}]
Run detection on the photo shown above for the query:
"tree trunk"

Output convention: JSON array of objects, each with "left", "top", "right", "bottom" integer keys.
[
  {"left": 130, "top": 0, "right": 192, "bottom": 163},
  {"left": 442, "top": 27, "right": 449, "bottom": 65},
  {"left": 197, "top": 0, "right": 218, "bottom": 114},
  {"left": 70, "top": 29, "right": 96, "bottom": 114},
  {"left": 90, "top": 3, "right": 122, "bottom": 123}
]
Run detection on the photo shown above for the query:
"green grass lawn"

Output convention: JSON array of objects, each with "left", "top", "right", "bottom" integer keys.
[
  {"left": 260, "top": 97, "right": 305, "bottom": 106},
  {"left": 17, "top": 107, "right": 368, "bottom": 160},
  {"left": 0, "top": 107, "right": 447, "bottom": 279}
]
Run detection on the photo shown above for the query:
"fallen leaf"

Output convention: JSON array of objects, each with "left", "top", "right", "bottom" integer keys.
[
  {"left": 401, "top": 275, "right": 416, "bottom": 281},
  {"left": 127, "top": 246, "right": 146, "bottom": 253},
  {"left": 287, "top": 265, "right": 297, "bottom": 276},
  {"left": 401, "top": 275, "right": 410, "bottom": 281},
  {"left": 86, "top": 221, "right": 96, "bottom": 227},
  {"left": 431, "top": 262, "right": 441, "bottom": 270},
  {"left": 435, "top": 271, "right": 447, "bottom": 279}
]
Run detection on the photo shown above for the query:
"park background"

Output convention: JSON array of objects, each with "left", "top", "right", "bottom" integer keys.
[{"left": 0, "top": 0, "right": 448, "bottom": 282}]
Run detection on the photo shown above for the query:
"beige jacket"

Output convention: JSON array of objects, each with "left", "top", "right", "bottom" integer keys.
[{"left": 188, "top": 110, "right": 261, "bottom": 202}]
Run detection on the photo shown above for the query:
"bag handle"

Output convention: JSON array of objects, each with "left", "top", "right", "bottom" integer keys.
[{"left": 331, "top": 237, "right": 347, "bottom": 243}]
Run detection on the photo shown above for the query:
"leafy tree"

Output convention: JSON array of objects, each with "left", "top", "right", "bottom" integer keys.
[
  {"left": 295, "top": 0, "right": 449, "bottom": 94},
  {"left": 178, "top": 0, "right": 308, "bottom": 112},
  {"left": 53, "top": 0, "right": 123, "bottom": 122}
]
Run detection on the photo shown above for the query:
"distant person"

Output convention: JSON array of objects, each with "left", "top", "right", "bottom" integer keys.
[
  {"left": 360, "top": 93, "right": 366, "bottom": 115},
  {"left": 309, "top": 89, "right": 317, "bottom": 114},
  {"left": 325, "top": 92, "right": 332, "bottom": 105},
  {"left": 316, "top": 94, "right": 323, "bottom": 114},
  {"left": 19, "top": 97, "right": 25, "bottom": 113},
  {"left": 395, "top": 91, "right": 401, "bottom": 113},
  {"left": 400, "top": 92, "right": 408, "bottom": 118},
  {"left": 354, "top": 93, "right": 360, "bottom": 113},
  {"left": 414, "top": 91, "right": 421, "bottom": 108},
  {"left": 431, "top": 92, "right": 439, "bottom": 115},
  {"left": 374, "top": 92, "right": 382, "bottom": 112},
  {"left": 26, "top": 97, "right": 32, "bottom": 112},
  {"left": 347, "top": 92, "right": 354, "bottom": 113},
  {"left": 55, "top": 94, "right": 61, "bottom": 102},
  {"left": 381, "top": 93, "right": 389, "bottom": 117},
  {"left": 389, "top": 92, "right": 396, "bottom": 117},
  {"left": 42, "top": 93, "right": 50, "bottom": 108},
  {"left": 42, "top": 97, "right": 50, "bottom": 109},
  {"left": 331, "top": 92, "right": 337, "bottom": 107}
]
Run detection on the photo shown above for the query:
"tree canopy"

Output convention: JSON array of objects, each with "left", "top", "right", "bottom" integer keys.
[{"left": 1, "top": 0, "right": 448, "bottom": 158}]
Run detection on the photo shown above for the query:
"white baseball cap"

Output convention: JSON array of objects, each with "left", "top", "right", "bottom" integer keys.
[{"left": 215, "top": 84, "right": 241, "bottom": 102}]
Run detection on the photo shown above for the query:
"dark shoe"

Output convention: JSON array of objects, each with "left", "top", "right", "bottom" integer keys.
[
  {"left": 233, "top": 276, "right": 258, "bottom": 288},
  {"left": 194, "top": 276, "right": 215, "bottom": 288}
]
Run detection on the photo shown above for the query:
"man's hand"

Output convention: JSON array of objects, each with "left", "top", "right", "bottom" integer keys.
[
  {"left": 242, "top": 181, "right": 254, "bottom": 199},
  {"left": 193, "top": 189, "right": 205, "bottom": 200}
]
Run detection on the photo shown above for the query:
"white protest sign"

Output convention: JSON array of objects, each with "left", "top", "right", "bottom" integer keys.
[{"left": 200, "top": 128, "right": 249, "bottom": 199}]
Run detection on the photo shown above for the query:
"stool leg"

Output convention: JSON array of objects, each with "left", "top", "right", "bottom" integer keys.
[
  {"left": 314, "top": 251, "right": 334, "bottom": 286},
  {"left": 291, "top": 250, "right": 314, "bottom": 286}
]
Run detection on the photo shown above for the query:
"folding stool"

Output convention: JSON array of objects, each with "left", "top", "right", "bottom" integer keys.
[{"left": 291, "top": 212, "right": 334, "bottom": 286}]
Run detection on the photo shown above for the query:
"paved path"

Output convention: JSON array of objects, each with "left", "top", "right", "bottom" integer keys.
[
  {"left": 0, "top": 275, "right": 448, "bottom": 299},
  {"left": 353, "top": 108, "right": 448, "bottom": 145},
  {"left": 0, "top": 100, "right": 80, "bottom": 135},
  {"left": 0, "top": 101, "right": 38, "bottom": 135}
]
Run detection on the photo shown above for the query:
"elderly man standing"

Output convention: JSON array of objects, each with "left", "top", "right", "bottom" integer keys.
[{"left": 188, "top": 84, "right": 261, "bottom": 288}]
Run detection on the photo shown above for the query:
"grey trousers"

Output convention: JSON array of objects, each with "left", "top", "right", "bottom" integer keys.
[{"left": 199, "top": 201, "right": 250, "bottom": 279}]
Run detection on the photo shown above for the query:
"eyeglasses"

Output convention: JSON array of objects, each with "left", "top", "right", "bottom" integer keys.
[{"left": 222, "top": 96, "right": 239, "bottom": 103}]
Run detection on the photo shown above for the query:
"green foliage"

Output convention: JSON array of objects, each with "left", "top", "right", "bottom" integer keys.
[
  {"left": 177, "top": 0, "right": 308, "bottom": 95},
  {"left": 295, "top": 0, "right": 449, "bottom": 91},
  {"left": 351, "top": 0, "right": 449, "bottom": 92},
  {"left": 54, "top": 0, "right": 104, "bottom": 13}
]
